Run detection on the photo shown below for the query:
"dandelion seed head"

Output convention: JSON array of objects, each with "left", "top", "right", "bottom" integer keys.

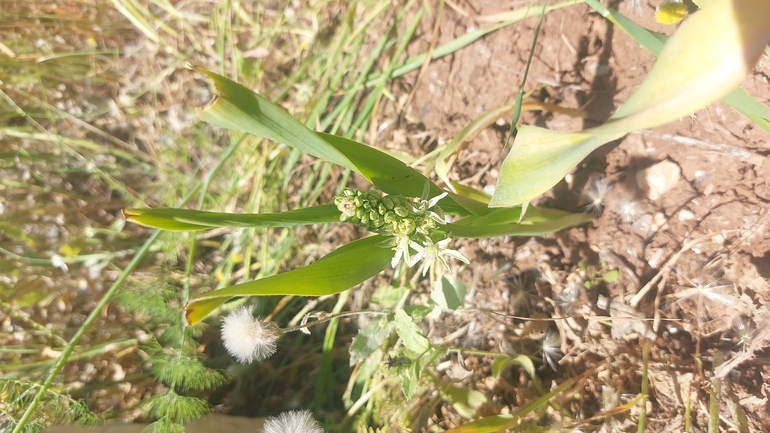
[
  {"left": 673, "top": 267, "right": 738, "bottom": 310},
  {"left": 507, "top": 275, "right": 534, "bottom": 313},
  {"left": 557, "top": 283, "right": 584, "bottom": 315},
  {"left": 221, "top": 305, "right": 280, "bottom": 364},
  {"left": 584, "top": 178, "right": 612, "bottom": 215},
  {"left": 540, "top": 329, "right": 563, "bottom": 371},
  {"left": 732, "top": 315, "right": 755, "bottom": 349},
  {"left": 262, "top": 410, "right": 324, "bottom": 433},
  {"left": 615, "top": 198, "right": 640, "bottom": 223}
]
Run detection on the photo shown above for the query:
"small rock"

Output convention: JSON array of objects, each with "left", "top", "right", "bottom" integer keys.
[
  {"left": 651, "top": 212, "right": 667, "bottom": 232},
  {"left": 679, "top": 209, "right": 695, "bottom": 221},
  {"left": 636, "top": 159, "right": 681, "bottom": 200},
  {"left": 631, "top": 213, "right": 653, "bottom": 238}
]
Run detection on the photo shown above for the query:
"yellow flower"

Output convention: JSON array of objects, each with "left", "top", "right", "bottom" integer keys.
[{"left": 656, "top": 0, "right": 689, "bottom": 24}]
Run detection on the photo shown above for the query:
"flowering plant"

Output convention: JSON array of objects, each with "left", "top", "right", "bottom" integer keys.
[{"left": 124, "top": 65, "right": 592, "bottom": 327}]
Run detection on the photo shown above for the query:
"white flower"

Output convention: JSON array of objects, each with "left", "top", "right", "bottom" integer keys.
[
  {"left": 390, "top": 235, "right": 413, "bottom": 268},
  {"left": 426, "top": 192, "right": 448, "bottom": 209},
  {"left": 262, "top": 410, "right": 324, "bottom": 433},
  {"left": 336, "top": 196, "right": 357, "bottom": 218},
  {"left": 409, "top": 238, "right": 469, "bottom": 280},
  {"left": 221, "top": 306, "right": 280, "bottom": 364}
]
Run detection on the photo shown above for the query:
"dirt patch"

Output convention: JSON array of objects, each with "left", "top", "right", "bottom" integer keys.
[{"left": 391, "top": 0, "right": 770, "bottom": 430}]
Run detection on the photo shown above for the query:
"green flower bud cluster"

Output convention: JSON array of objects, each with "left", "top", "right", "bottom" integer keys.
[{"left": 333, "top": 188, "right": 444, "bottom": 237}]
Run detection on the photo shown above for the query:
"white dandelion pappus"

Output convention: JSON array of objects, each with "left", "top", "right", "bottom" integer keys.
[
  {"left": 583, "top": 178, "right": 612, "bottom": 215},
  {"left": 221, "top": 305, "right": 280, "bottom": 364},
  {"left": 262, "top": 410, "right": 325, "bottom": 433}
]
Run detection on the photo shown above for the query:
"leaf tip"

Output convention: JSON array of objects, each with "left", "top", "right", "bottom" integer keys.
[
  {"left": 184, "top": 302, "right": 201, "bottom": 326},
  {"left": 122, "top": 208, "right": 141, "bottom": 223},
  {"left": 188, "top": 65, "right": 222, "bottom": 114}
]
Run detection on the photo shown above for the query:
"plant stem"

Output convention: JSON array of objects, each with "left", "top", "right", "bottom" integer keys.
[
  {"left": 638, "top": 338, "right": 651, "bottom": 433},
  {"left": 281, "top": 309, "right": 391, "bottom": 334}
]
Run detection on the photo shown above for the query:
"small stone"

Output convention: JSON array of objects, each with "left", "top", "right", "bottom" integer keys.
[
  {"left": 679, "top": 209, "right": 695, "bottom": 221},
  {"left": 651, "top": 212, "right": 667, "bottom": 232},
  {"left": 631, "top": 213, "right": 653, "bottom": 238},
  {"left": 636, "top": 160, "right": 681, "bottom": 200}
]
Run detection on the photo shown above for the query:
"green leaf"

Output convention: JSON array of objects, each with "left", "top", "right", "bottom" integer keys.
[
  {"left": 144, "top": 391, "right": 209, "bottom": 424},
  {"left": 401, "top": 361, "right": 420, "bottom": 398},
  {"left": 185, "top": 235, "right": 393, "bottom": 324},
  {"left": 400, "top": 346, "right": 448, "bottom": 399},
  {"left": 439, "top": 382, "right": 489, "bottom": 420},
  {"left": 491, "top": 354, "right": 536, "bottom": 380},
  {"left": 148, "top": 346, "right": 226, "bottom": 392},
  {"left": 370, "top": 285, "right": 409, "bottom": 307},
  {"left": 123, "top": 204, "right": 341, "bottom": 231},
  {"left": 585, "top": 0, "right": 770, "bottom": 130},
  {"left": 194, "top": 66, "right": 355, "bottom": 171},
  {"left": 488, "top": 127, "right": 603, "bottom": 207},
  {"left": 318, "top": 133, "right": 488, "bottom": 216},
  {"left": 603, "top": 269, "right": 620, "bottom": 283},
  {"left": 430, "top": 275, "right": 466, "bottom": 311},
  {"left": 394, "top": 309, "right": 429, "bottom": 354},
  {"left": 446, "top": 210, "right": 592, "bottom": 238},
  {"left": 491, "top": 0, "right": 770, "bottom": 207},
  {"left": 194, "top": 67, "right": 489, "bottom": 217},
  {"left": 349, "top": 318, "right": 395, "bottom": 365}
]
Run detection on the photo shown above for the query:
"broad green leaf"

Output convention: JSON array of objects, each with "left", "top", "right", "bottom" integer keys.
[
  {"left": 349, "top": 318, "right": 395, "bottom": 365},
  {"left": 437, "top": 100, "right": 586, "bottom": 191},
  {"left": 194, "top": 66, "right": 490, "bottom": 216},
  {"left": 488, "top": 127, "right": 598, "bottom": 207},
  {"left": 446, "top": 180, "right": 491, "bottom": 204},
  {"left": 586, "top": 0, "right": 770, "bottom": 129},
  {"left": 719, "top": 86, "right": 770, "bottom": 131},
  {"left": 319, "top": 133, "right": 489, "bottom": 216},
  {"left": 448, "top": 204, "right": 580, "bottom": 228},
  {"left": 394, "top": 309, "right": 430, "bottom": 354},
  {"left": 490, "top": 0, "right": 770, "bottom": 207},
  {"left": 194, "top": 66, "right": 355, "bottom": 172},
  {"left": 123, "top": 204, "right": 341, "bottom": 231},
  {"left": 430, "top": 275, "right": 466, "bottom": 311},
  {"left": 491, "top": 354, "right": 536, "bottom": 380},
  {"left": 185, "top": 235, "right": 393, "bottom": 324}
]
